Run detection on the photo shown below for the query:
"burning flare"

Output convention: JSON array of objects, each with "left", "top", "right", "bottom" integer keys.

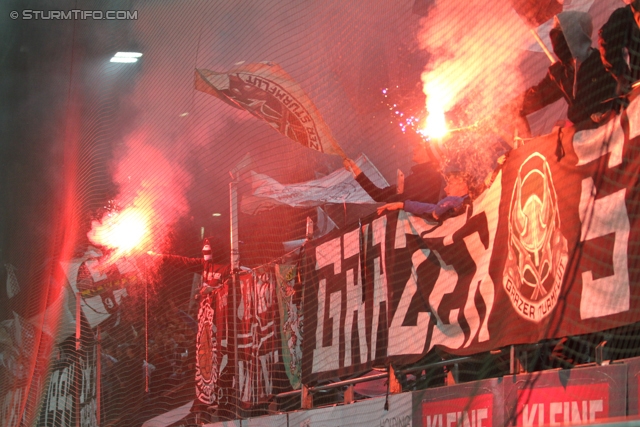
[
  {"left": 419, "top": 107, "right": 447, "bottom": 140},
  {"left": 88, "top": 206, "right": 151, "bottom": 257},
  {"left": 419, "top": 84, "right": 450, "bottom": 141}
]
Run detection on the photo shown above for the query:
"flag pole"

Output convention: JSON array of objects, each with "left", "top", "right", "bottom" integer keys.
[
  {"left": 529, "top": 28, "right": 556, "bottom": 64},
  {"left": 514, "top": 11, "right": 556, "bottom": 65},
  {"left": 96, "top": 325, "right": 102, "bottom": 425},
  {"left": 229, "top": 173, "right": 240, "bottom": 419}
]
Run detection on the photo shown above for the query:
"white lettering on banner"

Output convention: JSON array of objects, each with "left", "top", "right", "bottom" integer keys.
[
  {"left": 371, "top": 217, "right": 388, "bottom": 360},
  {"left": 425, "top": 414, "right": 443, "bottom": 427},
  {"left": 238, "top": 360, "right": 252, "bottom": 402},
  {"left": 438, "top": 409, "right": 488, "bottom": 427},
  {"left": 259, "top": 351, "right": 275, "bottom": 396},
  {"left": 312, "top": 238, "right": 342, "bottom": 373},
  {"left": 523, "top": 403, "right": 544, "bottom": 427},
  {"left": 1, "top": 387, "right": 24, "bottom": 427},
  {"left": 327, "top": 291, "right": 341, "bottom": 362},
  {"left": 311, "top": 196, "right": 498, "bottom": 370},
  {"left": 462, "top": 179, "right": 501, "bottom": 345},
  {"left": 312, "top": 221, "right": 389, "bottom": 371},
  {"left": 423, "top": 394, "right": 493, "bottom": 427},
  {"left": 80, "top": 348, "right": 95, "bottom": 404},
  {"left": 79, "top": 346, "right": 98, "bottom": 427},
  {"left": 394, "top": 211, "right": 409, "bottom": 249},
  {"left": 388, "top": 248, "right": 431, "bottom": 355},
  {"left": 522, "top": 400, "right": 603, "bottom": 426},
  {"left": 44, "top": 364, "right": 75, "bottom": 427},
  {"left": 573, "top": 118, "right": 624, "bottom": 168},
  {"left": 80, "top": 399, "right": 97, "bottom": 427},
  {"left": 462, "top": 231, "right": 495, "bottom": 347},
  {"left": 579, "top": 178, "right": 630, "bottom": 319},
  {"left": 389, "top": 208, "right": 495, "bottom": 355},
  {"left": 389, "top": 210, "right": 453, "bottom": 356},
  {"left": 394, "top": 209, "right": 452, "bottom": 249},
  {"left": 428, "top": 250, "right": 464, "bottom": 351},
  {"left": 343, "top": 228, "right": 368, "bottom": 367},
  {"left": 379, "top": 415, "right": 412, "bottom": 426}
]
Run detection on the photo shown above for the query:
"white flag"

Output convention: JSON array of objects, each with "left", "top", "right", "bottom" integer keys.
[
  {"left": 5, "top": 264, "right": 19, "bottom": 299},
  {"left": 241, "top": 153, "right": 388, "bottom": 215},
  {"left": 61, "top": 247, "right": 138, "bottom": 328},
  {"left": 316, "top": 207, "right": 337, "bottom": 237}
]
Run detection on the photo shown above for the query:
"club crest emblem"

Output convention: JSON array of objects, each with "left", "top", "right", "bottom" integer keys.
[
  {"left": 503, "top": 152, "right": 568, "bottom": 322},
  {"left": 195, "top": 301, "right": 218, "bottom": 404}
]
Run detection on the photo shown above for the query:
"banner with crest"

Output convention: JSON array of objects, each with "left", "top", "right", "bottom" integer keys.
[
  {"left": 301, "top": 103, "right": 640, "bottom": 382},
  {"left": 275, "top": 264, "right": 303, "bottom": 389},
  {"left": 195, "top": 268, "right": 281, "bottom": 407},
  {"left": 195, "top": 280, "right": 232, "bottom": 408}
]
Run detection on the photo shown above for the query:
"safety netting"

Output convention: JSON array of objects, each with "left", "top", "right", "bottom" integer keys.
[{"left": 3, "top": 1, "right": 640, "bottom": 426}]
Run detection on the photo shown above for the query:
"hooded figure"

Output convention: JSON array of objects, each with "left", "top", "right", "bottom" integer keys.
[
  {"left": 599, "top": 0, "right": 640, "bottom": 95},
  {"left": 521, "top": 11, "right": 617, "bottom": 129}
]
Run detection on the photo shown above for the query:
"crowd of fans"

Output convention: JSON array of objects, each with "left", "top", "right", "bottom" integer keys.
[
  {"left": 88, "top": 2, "right": 640, "bottom": 422},
  {"left": 99, "top": 297, "right": 196, "bottom": 425}
]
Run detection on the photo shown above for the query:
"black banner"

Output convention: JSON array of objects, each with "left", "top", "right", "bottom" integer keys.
[
  {"left": 195, "top": 281, "right": 233, "bottom": 407},
  {"left": 37, "top": 337, "right": 97, "bottom": 427},
  {"left": 302, "top": 105, "right": 640, "bottom": 382},
  {"left": 236, "top": 269, "right": 279, "bottom": 406},
  {"left": 195, "top": 268, "right": 280, "bottom": 409}
]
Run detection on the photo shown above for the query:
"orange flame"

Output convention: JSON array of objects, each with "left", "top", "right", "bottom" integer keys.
[
  {"left": 87, "top": 206, "right": 151, "bottom": 257},
  {"left": 416, "top": 0, "right": 530, "bottom": 144},
  {"left": 419, "top": 108, "right": 448, "bottom": 140}
]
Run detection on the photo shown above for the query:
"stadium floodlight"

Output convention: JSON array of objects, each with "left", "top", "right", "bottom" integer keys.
[{"left": 110, "top": 52, "right": 143, "bottom": 63}]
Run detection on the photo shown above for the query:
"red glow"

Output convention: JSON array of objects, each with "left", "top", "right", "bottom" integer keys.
[
  {"left": 90, "top": 129, "right": 193, "bottom": 264},
  {"left": 88, "top": 207, "right": 151, "bottom": 257},
  {"left": 418, "top": 1, "right": 530, "bottom": 137}
]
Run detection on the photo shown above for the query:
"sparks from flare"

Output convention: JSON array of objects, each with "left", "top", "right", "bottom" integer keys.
[
  {"left": 382, "top": 87, "right": 449, "bottom": 143},
  {"left": 383, "top": 87, "right": 482, "bottom": 146},
  {"left": 382, "top": 87, "right": 427, "bottom": 139}
]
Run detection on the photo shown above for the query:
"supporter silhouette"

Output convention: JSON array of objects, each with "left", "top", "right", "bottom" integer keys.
[
  {"left": 599, "top": 0, "right": 640, "bottom": 98},
  {"left": 521, "top": 11, "right": 617, "bottom": 129},
  {"left": 151, "top": 237, "right": 230, "bottom": 297}
]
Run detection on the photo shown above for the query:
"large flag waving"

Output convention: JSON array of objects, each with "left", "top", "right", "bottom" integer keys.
[
  {"left": 61, "top": 247, "right": 140, "bottom": 328},
  {"left": 510, "top": 0, "right": 563, "bottom": 27},
  {"left": 195, "top": 62, "right": 347, "bottom": 158}
]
